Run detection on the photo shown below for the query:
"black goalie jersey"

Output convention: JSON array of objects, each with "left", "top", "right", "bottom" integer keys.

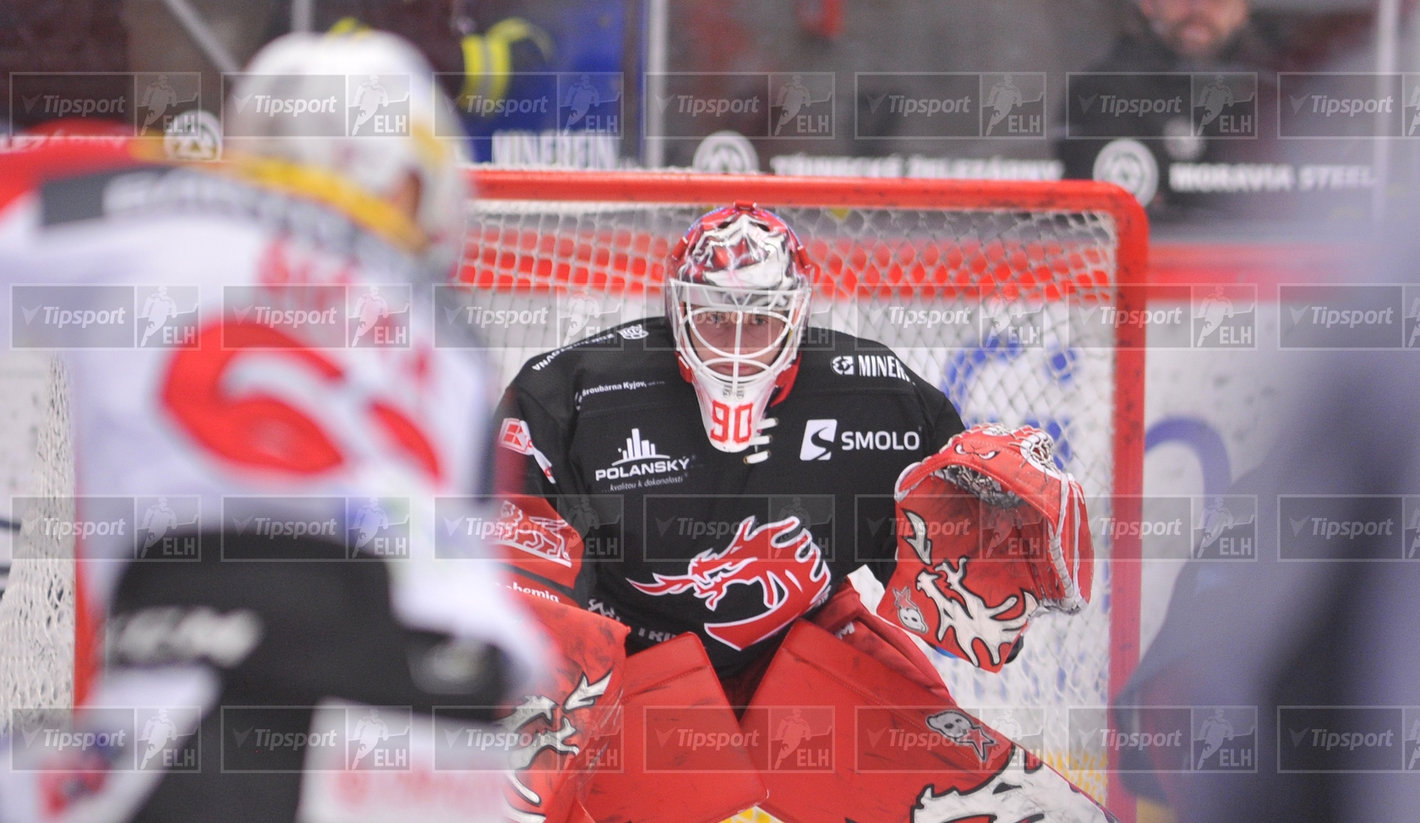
[{"left": 497, "top": 317, "right": 965, "bottom": 676}]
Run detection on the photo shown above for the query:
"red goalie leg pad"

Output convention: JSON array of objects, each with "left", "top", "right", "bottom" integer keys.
[
  {"left": 582, "top": 633, "right": 766, "bottom": 823},
  {"left": 744, "top": 618, "right": 1113, "bottom": 823},
  {"left": 810, "top": 583, "right": 954, "bottom": 703},
  {"left": 505, "top": 594, "right": 628, "bottom": 823}
]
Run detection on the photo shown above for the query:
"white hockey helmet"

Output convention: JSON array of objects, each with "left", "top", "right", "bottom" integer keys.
[
  {"left": 225, "top": 31, "right": 467, "bottom": 275},
  {"left": 666, "top": 202, "right": 815, "bottom": 455}
]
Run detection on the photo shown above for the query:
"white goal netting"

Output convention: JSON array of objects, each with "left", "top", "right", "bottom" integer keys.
[{"left": 0, "top": 352, "right": 76, "bottom": 734}]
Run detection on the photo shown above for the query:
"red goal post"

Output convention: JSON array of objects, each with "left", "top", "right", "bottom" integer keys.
[{"left": 459, "top": 169, "right": 1148, "bottom": 816}]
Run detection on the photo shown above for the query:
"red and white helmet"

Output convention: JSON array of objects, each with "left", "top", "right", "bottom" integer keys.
[
  {"left": 666, "top": 203, "right": 816, "bottom": 455},
  {"left": 224, "top": 31, "right": 467, "bottom": 275}
]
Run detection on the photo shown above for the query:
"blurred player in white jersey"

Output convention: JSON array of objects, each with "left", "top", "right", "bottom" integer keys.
[{"left": 0, "top": 31, "right": 543, "bottom": 823}]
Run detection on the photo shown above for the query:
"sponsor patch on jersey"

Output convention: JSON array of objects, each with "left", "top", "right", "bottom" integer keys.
[
  {"left": 593, "top": 428, "right": 692, "bottom": 488},
  {"left": 498, "top": 418, "right": 556, "bottom": 484},
  {"left": 573, "top": 379, "right": 664, "bottom": 407},
  {"left": 799, "top": 418, "right": 921, "bottom": 460},
  {"left": 828, "top": 354, "right": 912, "bottom": 381}
]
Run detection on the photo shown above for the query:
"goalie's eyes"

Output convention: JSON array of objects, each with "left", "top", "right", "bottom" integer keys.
[{"left": 699, "top": 311, "right": 775, "bottom": 328}]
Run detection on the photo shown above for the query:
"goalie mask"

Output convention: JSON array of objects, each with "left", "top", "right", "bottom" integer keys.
[
  {"left": 666, "top": 203, "right": 815, "bottom": 455},
  {"left": 876, "top": 424, "right": 1094, "bottom": 672}
]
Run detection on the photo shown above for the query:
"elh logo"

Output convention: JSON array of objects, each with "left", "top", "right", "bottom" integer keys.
[
  {"left": 136, "top": 496, "right": 201, "bottom": 560},
  {"left": 136, "top": 285, "right": 200, "bottom": 348},
  {"left": 346, "top": 497, "right": 411, "bottom": 559},
  {"left": 1192, "top": 285, "right": 1256, "bottom": 349},
  {"left": 558, "top": 72, "right": 623, "bottom": 134},
  {"left": 769, "top": 72, "right": 834, "bottom": 138},
  {"left": 800, "top": 419, "right": 838, "bottom": 461},
  {"left": 1191, "top": 73, "right": 1257, "bottom": 138},
  {"left": 980, "top": 73, "right": 1046, "bottom": 138},
  {"left": 347, "top": 74, "right": 411, "bottom": 136},
  {"left": 136, "top": 72, "right": 201, "bottom": 137},
  {"left": 347, "top": 284, "right": 411, "bottom": 348}
]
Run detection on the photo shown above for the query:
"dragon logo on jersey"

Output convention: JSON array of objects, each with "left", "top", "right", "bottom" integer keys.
[{"left": 629, "top": 515, "right": 830, "bottom": 651}]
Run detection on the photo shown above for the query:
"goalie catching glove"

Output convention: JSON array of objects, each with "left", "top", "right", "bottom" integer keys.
[{"left": 876, "top": 423, "right": 1094, "bottom": 671}]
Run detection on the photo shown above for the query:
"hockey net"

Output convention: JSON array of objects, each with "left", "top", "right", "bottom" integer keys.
[
  {"left": 459, "top": 170, "right": 1147, "bottom": 816},
  {"left": 0, "top": 169, "right": 1146, "bottom": 818}
]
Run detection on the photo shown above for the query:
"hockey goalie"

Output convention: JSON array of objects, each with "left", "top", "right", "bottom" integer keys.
[{"left": 493, "top": 202, "right": 1115, "bottom": 822}]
